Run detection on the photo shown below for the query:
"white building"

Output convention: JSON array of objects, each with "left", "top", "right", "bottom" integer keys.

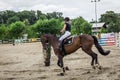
[{"left": 92, "top": 22, "right": 107, "bottom": 33}]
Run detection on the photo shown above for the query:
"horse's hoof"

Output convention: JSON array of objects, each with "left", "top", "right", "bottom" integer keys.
[
  {"left": 65, "top": 66, "right": 69, "bottom": 70},
  {"left": 44, "top": 62, "right": 50, "bottom": 66},
  {"left": 60, "top": 73, "right": 64, "bottom": 76},
  {"left": 98, "top": 66, "right": 102, "bottom": 70},
  {"left": 92, "top": 66, "right": 96, "bottom": 69}
]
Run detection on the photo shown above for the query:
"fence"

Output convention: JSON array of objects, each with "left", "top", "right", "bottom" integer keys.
[
  {"left": 0, "top": 38, "right": 41, "bottom": 45},
  {"left": 1, "top": 33, "right": 120, "bottom": 47},
  {"left": 14, "top": 38, "right": 41, "bottom": 44},
  {"left": 98, "top": 33, "right": 120, "bottom": 47},
  {"left": 115, "top": 32, "right": 120, "bottom": 47}
]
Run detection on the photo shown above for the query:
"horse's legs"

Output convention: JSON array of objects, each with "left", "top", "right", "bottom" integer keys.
[
  {"left": 91, "top": 53, "right": 99, "bottom": 69},
  {"left": 57, "top": 59, "right": 69, "bottom": 71},
  {"left": 57, "top": 60, "right": 61, "bottom": 67},
  {"left": 90, "top": 52, "right": 98, "bottom": 69},
  {"left": 91, "top": 51, "right": 102, "bottom": 69},
  {"left": 91, "top": 55, "right": 95, "bottom": 67},
  {"left": 82, "top": 47, "right": 100, "bottom": 69},
  {"left": 94, "top": 54, "right": 102, "bottom": 70},
  {"left": 57, "top": 55, "right": 65, "bottom": 75}
]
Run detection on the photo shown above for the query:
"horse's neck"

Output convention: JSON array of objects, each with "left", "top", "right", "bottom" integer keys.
[{"left": 50, "top": 37, "right": 59, "bottom": 48}]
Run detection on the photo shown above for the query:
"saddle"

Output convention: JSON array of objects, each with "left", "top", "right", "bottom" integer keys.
[
  {"left": 63, "top": 36, "right": 74, "bottom": 45},
  {"left": 60, "top": 36, "right": 74, "bottom": 56}
]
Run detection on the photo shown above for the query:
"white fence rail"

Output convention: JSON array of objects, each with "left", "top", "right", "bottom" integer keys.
[
  {"left": 1, "top": 33, "right": 120, "bottom": 47},
  {"left": 0, "top": 38, "right": 41, "bottom": 45}
]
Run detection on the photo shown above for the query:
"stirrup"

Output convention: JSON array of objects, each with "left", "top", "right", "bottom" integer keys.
[
  {"left": 59, "top": 41, "right": 63, "bottom": 51},
  {"left": 59, "top": 47, "right": 62, "bottom": 51},
  {"left": 59, "top": 45, "right": 62, "bottom": 51},
  {"left": 59, "top": 44, "right": 62, "bottom": 51}
]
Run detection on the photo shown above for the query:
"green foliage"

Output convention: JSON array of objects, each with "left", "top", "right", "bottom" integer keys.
[
  {"left": 46, "top": 12, "right": 63, "bottom": 19},
  {"left": 9, "top": 21, "right": 25, "bottom": 38},
  {"left": 0, "top": 24, "right": 8, "bottom": 39},
  {"left": 23, "top": 19, "right": 30, "bottom": 26},
  {"left": 17, "top": 10, "right": 37, "bottom": 25},
  {"left": 72, "top": 17, "right": 92, "bottom": 35},
  {"left": 37, "top": 10, "right": 47, "bottom": 20},
  {"left": 34, "top": 18, "right": 61, "bottom": 35},
  {"left": 0, "top": 10, "right": 63, "bottom": 25},
  {"left": 99, "top": 11, "right": 120, "bottom": 33},
  {"left": 26, "top": 25, "right": 37, "bottom": 38},
  {"left": 100, "top": 27, "right": 107, "bottom": 33},
  {"left": 0, "top": 10, "right": 94, "bottom": 39},
  {"left": 8, "top": 16, "right": 20, "bottom": 24},
  {"left": 100, "top": 11, "right": 119, "bottom": 23},
  {"left": 81, "top": 22, "right": 92, "bottom": 34},
  {"left": 0, "top": 10, "right": 16, "bottom": 24},
  {"left": 107, "top": 22, "right": 120, "bottom": 33}
]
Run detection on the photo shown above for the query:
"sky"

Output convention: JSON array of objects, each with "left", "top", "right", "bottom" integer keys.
[{"left": 0, "top": 0, "right": 120, "bottom": 21}]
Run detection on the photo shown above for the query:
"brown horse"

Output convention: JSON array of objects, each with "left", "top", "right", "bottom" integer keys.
[{"left": 41, "top": 34, "right": 110, "bottom": 75}]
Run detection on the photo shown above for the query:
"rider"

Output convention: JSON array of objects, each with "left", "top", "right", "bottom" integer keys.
[{"left": 59, "top": 17, "right": 71, "bottom": 50}]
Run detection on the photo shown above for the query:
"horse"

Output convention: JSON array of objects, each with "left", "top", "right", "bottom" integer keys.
[{"left": 41, "top": 34, "right": 110, "bottom": 76}]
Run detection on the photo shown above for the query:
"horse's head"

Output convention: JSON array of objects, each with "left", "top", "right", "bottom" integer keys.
[
  {"left": 41, "top": 35, "right": 49, "bottom": 50},
  {"left": 41, "top": 34, "right": 59, "bottom": 50}
]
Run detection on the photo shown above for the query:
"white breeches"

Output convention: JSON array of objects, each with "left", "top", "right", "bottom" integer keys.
[{"left": 59, "top": 31, "right": 71, "bottom": 41}]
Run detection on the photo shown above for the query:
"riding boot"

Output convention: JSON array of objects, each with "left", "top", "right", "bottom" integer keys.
[{"left": 59, "top": 41, "right": 62, "bottom": 51}]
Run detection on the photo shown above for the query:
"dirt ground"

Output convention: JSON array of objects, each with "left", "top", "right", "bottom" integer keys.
[{"left": 0, "top": 42, "right": 120, "bottom": 80}]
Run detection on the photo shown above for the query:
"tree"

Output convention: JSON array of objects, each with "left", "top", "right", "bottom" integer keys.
[
  {"left": 0, "top": 10, "right": 65, "bottom": 39},
  {"left": 0, "top": 10, "right": 16, "bottom": 24},
  {"left": 46, "top": 12, "right": 63, "bottom": 19},
  {"left": 72, "top": 17, "right": 92, "bottom": 35},
  {"left": 100, "top": 11, "right": 119, "bottom": 23},
  {"left": 0, "top": 24, "right": 8, "bottom": 40},
  {"left": 34, "top": 19, "right": 61, "bottom": 36},
  {"left": 107, "top": 22, "right": 120, "bottom": 33},
  {"left": 26, "top": 25, "right": 37, "bottom": 38},
  {"left": 8, "top": 16, "right": 20, "bottom": 24},
  {"left": 9, "top": 21, "right": 25, "bottom": 39},
  {"left": 81, "top": 22, "right": 92, "bottom": 34},
  {"left": 23, "top": 19, "right": 30, "bottom": 26},
  {"left": 100, "top": 27, "right": 107, "bottom": 33},
  {"left": 99, "top": 11, "right": 120, "bottom": 32},
  {"left": 17, "top": 10, "right": 37, "bottom": 25},
  {"left": 36, "top": 10, "right": 47, "bottom": 20}
]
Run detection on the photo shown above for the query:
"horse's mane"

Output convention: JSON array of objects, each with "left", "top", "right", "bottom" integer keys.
[{"left": 42, "top": 34, "right": 58, "bottom": 41}]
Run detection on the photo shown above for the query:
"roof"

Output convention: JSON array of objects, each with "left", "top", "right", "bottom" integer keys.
[{"left": 92, "top": 22, "right": 106, "bottom": 28}]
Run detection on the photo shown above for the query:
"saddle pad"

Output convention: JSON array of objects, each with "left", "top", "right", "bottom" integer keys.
[{"left": 63, "top": 36, "right": 74, "bottom": 45}]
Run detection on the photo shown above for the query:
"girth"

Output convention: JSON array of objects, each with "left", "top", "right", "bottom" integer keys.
[{"left": 61, "top": 36, "right": 74, "bottom": 56}]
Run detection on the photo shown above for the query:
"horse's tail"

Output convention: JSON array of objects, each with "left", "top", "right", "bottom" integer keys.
[{"left": 92, "top": 36, "right": 110, "bottom": 56}]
